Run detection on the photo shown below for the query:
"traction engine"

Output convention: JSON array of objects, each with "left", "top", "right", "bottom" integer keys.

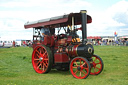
[{"left": 24, "top": 10, "right": 104, "bottom": 79}]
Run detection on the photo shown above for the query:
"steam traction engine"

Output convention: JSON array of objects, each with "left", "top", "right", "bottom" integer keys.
[{"left": 24, "top": 10, "right": 103, "bottom": 79}]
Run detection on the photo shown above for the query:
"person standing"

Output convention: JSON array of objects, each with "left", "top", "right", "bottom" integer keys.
[
  {"left": 23, "top": 41, "right": 26, "bottom": 47},
  {"left": 122, "top": 39, "right": 125, "bottom": 46},
  {"left": 13, "top": 41, "right": 15, "bottom": 47},
  {"left": 126, "top": 39, "right": 128, "bottom": 46}
]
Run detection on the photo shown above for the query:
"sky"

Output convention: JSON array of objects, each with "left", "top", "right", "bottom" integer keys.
[{"left": 0, "top": 0, "right": 128, "bottom": 40}]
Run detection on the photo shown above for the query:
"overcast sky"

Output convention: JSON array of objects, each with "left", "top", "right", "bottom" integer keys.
[{"left": 0, "top": 0, "right": 128, "bottom": 40}]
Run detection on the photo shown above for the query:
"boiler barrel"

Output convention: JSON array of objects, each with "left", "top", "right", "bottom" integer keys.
[
  {"left": 77, "top": 44, "right": 94, "bottom": 58},
  {"left": 66, "top": 44, "right": 94, "bottom": 58}
]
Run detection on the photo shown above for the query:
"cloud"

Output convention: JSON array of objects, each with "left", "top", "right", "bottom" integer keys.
[
  {"left": 107, "top": 0, "right": 128, "bottom": 25},
  {"left": 87, "top": 0, "right": 128, "bottom": 36},
  {"left": 0, "top": 0, "right": 92, "bottom": 40},
  {"left": 0, "top": 18, "right": 33, "bottom": 40},
  {"left": 106, "top": 0, "right": 128, "bottom": 35}
]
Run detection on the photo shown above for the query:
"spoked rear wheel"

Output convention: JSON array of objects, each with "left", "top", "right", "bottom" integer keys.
[
  {"left": 70, "top": 57, "right": 91, "bottom": 79},
  {"left": 32, "top": 45, "right": 53, "bottom": 74},
  {"left": 90, "top": 55, "right": 103, "bottom": 75}
]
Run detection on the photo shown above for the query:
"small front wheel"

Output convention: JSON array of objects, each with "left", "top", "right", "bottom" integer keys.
[
  {"left": 70, "top": 57, "right": 91, "bottom": 79},
  {"left": 90, "top": 55, "right": 104, "bottom": 75}
]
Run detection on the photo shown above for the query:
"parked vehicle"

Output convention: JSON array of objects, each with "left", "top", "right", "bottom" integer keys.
[
  {"left": 0, "top": 40, "right": 13, "bottom": 48},
  {"left": 15, "top": 40, "right": 21, "bottom": 47},
  {"left": 0, "top": 41, "right": 4, "bottom": 47}
]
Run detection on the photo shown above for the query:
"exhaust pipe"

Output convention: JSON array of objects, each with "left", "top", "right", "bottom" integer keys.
[{"left": 81, "top": 10, "right": 87, "bottom": 44}]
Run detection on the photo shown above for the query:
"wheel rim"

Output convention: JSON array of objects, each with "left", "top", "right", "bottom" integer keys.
[
  {"left": 70, "top": 57, "right": 90, "bottom": 79},
  {"left": 32, "top": 46, "right": 49, "bottom": 74},
  {"left": 90, "top": 55, "right": 103, "bottom": 75}
]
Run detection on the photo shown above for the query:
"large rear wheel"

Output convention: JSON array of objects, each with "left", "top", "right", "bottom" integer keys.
[
  {"left": 32, "top": 45, "right": 53, "bottom": 74},
  {"left": 70, "top": 57, "right": 91, "bottom": 79},
  {"left": 90, "top": 55, "right": 103, "bottom": 75}
]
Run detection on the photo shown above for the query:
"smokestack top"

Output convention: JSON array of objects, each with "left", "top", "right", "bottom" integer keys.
[{"left": 80, "top": 10, "right": 87, "bottom": 13}]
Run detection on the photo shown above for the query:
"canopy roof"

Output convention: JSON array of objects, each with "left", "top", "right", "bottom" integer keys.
[{"left": 24, "top": 12, "right": 92, "bottom": 29}]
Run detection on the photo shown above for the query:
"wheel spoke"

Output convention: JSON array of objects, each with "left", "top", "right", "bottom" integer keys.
[
  {"left": 74, "top": 70, "right": 78, "bottom": 74},
  {"left": 36, "top": 53, "right": 40, "bottom": 58},
  {"left": 41, "top": 63, "right": 43, "bottom": 69},
  {"left": 79, "top": 59, "right": 82, "bottom": 65},
  {"left": 37, "top": 63, "right": 41, "bottom": 69},
  {"left": 94, "top": 67, "right": 96, "bottom": 73},
  {"left": 43, "top": 58, "right": 48, "bottom": 61},
  {"left": 36, "top": 50, "right": 40, "bottom": 55},
  {"left": 81, "top": 62, "right": 86, "bottom": 66},
  {"left": 96, "top": 62, "right": 101, "bottom": 65},
  {"left": 45, "top": 61, "right": 48, "bottom": 65},
  {"left": 34, "top": 59, "right": 39, "bottom": 61},
  {"left": 79, "top": 71, "right": 81, "bottom": 77},
  {"left": 43, "top": 62, "right": 47, "bottom": 68},
  {"left": 43, "top": 51, "right": 47, "bottom": 57},
  {"left": 95, "top": 66, "right": 100, "bottom": 70},
  {"left": 72, "top": 66, "right": 77, "bottom": 69},
  {"left": 81, "top": 70, "right": 86, "bottom": 75},
  {"left": 94, "top": 58, "right": 97, "bottom": 62},
  {"left": 74, "top": 61, "right": 78, "bottom": 66},
  {"left": 36, "top": 61, "right": 40, "bottom": 66}
]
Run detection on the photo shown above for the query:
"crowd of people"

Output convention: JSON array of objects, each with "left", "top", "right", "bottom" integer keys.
[
  {"left": 91, "top": 39, "right": 128, "bottom": 46},
  {"left": 22, "top": 40, "right": 32, "bottom": 47}
]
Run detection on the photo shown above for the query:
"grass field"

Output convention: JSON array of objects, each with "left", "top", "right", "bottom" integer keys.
[{"left": 0, "top": 46, "right": 128, "bottom": 85}]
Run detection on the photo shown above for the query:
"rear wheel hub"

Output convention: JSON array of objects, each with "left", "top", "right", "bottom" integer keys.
[{"left": 39, "top": 57, "right": 43, "bottom": 61}]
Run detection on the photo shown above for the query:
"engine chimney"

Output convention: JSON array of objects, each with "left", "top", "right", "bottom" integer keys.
[{"left": 80, "top": 10, "right": 87, "bottom": 44}]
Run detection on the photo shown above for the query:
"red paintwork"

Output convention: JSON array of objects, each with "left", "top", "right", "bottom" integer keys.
[
  {"left": 70, "top": 57, "right": 90, "bottom": 79},
  {"left": 50, "top": 35, "right": 55, "bottom": 46},
  {"left": 66, "top": 44, "right": 78, "bottom": 57},
  {"left": 72, "top": 45, "right": 79, "bottom": 57},
  {"left": 32, "top": 36, "right": 55, "bottom": 49},
  {"left": 54, "top": 53, "right": 69, "bottom": 63},
  {"left": 32, "top": 40, "right": 42, "bottom": 49},
  {"left": 90, "top": 55, "right": 103, "bottom": 75},
  {"left": 43, "top": 36, "right": 52, "bottom": 45},
  {"left": 67, "top": 36, "right": 72, "bottom": 43},
  {"left": 54, "top": 36, "right": 72, "bottom": 50},
  {"left": 32, "top": 46, "right": 49, "bottom": 74}
]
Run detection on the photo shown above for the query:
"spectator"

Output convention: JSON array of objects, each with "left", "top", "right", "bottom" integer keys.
[
  {"left": 28, "top": 41, "right": 32, "bottom": 47},
  {"left": 23, "top": 41, "right": 26, "bottom": 47},
  {"left": 116, "top": 40, "right": 119, "bottom": 46},
  {"left": 122, "top": 39, "right": 125, "bottom": 46},
  {"left": 93, "top": 40, "right": 96, "bottom": 45},
  {"left": 13, "top": 41, "right": 15, "bottom": 47},
  {"left": 126, "top": 39, "right": 128, "bottom": 46}
]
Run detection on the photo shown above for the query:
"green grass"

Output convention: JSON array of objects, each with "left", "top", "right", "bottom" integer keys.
[{"left": 0, "top": 46, "right": 128, "bottom": 85}]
